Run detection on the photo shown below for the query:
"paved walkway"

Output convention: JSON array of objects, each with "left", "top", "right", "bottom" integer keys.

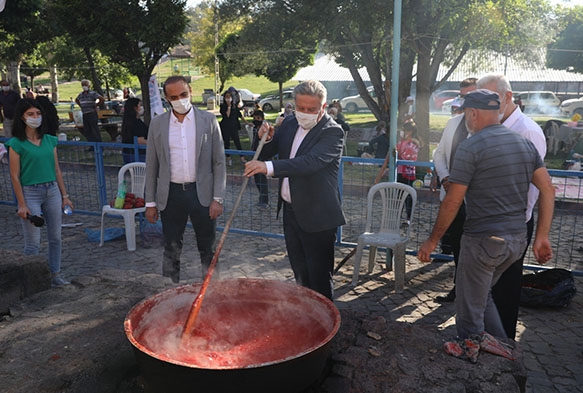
[{"left": 1, "top": 203, "right": 582, "bottom": 392}]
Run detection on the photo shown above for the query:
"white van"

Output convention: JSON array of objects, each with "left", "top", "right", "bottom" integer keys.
[{"left": 514, "top": 91, "right": 560, "bottom": 114}]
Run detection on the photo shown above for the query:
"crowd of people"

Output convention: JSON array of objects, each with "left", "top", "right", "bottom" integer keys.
[{"left": 1, "top": 74, "right": 558, "bottom": 359}]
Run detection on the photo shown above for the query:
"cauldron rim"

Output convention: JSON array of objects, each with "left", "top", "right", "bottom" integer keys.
[{"left": 124, "top": 278, "right": 341, "bottom": 370}]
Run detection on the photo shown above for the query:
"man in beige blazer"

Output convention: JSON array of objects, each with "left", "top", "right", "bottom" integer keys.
[{"left": 145, "top": 76, "right": 226, "bottom": 283}]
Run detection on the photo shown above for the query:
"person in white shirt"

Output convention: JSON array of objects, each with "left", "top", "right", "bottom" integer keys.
[
  {"left": 145, "top": 76, "right": 226, "bottom": 283},
  {"left": 432, "top": 77, "right": 477, "bottom": 303},
  {"left": 243, "top": 80, "right": 345, "bottom": 300},
  {"left": 477, "top": 74, "right": 547, "bottom": 340}
]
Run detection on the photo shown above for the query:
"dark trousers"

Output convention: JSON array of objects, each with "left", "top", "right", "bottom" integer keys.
[
  {"left": 396, "top": 174, "right": 414, "bottom": 220},
  {"left": 81, "top": 111, "right": 102, "bottom": 143},
  {"left": 160, "top": 182, "right": 216, "bottom": 282},
  {"left": 283, "top": 203, "right": 336, "bottom": 300},
  {"left": 445, "top": 202, "right": 466, "bottom": 283},
  {"left": 492, "top": 216, "right": 534, "bottom": 340},
  {"left": 254, "top": 173, "right": 269, "bottom": 204},
  {"left": 222, "top": 126, "right": 243, "bottom": 153}
]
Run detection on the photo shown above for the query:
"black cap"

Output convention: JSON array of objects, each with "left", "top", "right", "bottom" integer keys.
[{"left": 460, "top": 89, "right": 500, "bottom": 110}]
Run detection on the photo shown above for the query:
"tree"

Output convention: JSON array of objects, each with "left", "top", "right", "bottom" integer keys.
[
  {"left": 547, "top": 6, "right": 583, "bottom": 73},
  {"left": 216, "top": 0, "right": 317, "bottom": 105},
  {"left": 301, "top": 0, "right": 554, "bottom": 159},
  {"left": 48, "top": 0, "right": 189, "bottom": 124},
  {"left": 0, "top": 0, "right": 47, "bottom": 91}
]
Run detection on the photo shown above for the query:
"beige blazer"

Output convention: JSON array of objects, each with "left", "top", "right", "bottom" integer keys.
[{"left": 145, "top": 107, "right": 226, "bottom": 211}]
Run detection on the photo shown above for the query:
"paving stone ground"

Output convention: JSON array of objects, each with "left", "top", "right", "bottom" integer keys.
[{"left": 1, "top": 203, "right": 582, "bottom": 392}]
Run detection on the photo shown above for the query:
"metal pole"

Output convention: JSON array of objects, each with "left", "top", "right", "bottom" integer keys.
[
  {"left": 214, "top": 0, "right": 220, "bottom": 102},
  {"left": 389, "top": 0, "right": 402, "bottom": 182}
]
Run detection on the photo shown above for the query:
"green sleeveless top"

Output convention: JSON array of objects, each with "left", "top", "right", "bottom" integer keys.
[{"left": 5, "top": 134, "right": 58, "bottom": 186}]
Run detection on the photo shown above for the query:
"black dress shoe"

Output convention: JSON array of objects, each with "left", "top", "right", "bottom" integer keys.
[{"left": 436, "top": 289, "right": 455, "bottom": 303}]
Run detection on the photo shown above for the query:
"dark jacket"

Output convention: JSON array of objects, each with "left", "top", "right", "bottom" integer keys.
[{"left": 262, "top": 113, "right": 346, "bottom": 233}]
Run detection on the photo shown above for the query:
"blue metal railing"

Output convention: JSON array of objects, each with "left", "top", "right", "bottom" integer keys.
[{"left": 1, "top": 138, "right": 581, "bottom": 275}]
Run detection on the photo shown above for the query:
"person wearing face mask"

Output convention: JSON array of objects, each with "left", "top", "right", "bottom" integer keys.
[
  {"left": 249, "top": 109, "right": 273, "bottom": 209},
  {"left": 432, "top": 77, "right": 477, "bottom": 303},
  {"left": 219, "top": 90, "right": 249, "bottom": 166},
  {"left": 417, "top": 89, "right": 555, "bottom": 345},
  {"left": 121, "top": 98, "right": 149, "bottom": 164},
  {"left": 275, "top": 102, "right": 294, "bottom": 127},
  {"left": 75, "top": 79, "right": 105, "bottom": 144},
  {"left": 0, "top": 79, "right": 21, "bottom": 137},
  {"left": 144, "top": 76, "right": 226, "bottom": 284},
  {"left": 5, "top": 98, "right": 73, "bottom": 287},
  {"left": 244, "top": 80, "right": 346, "bottom": 300},
  {"left": 477, "top": 74, "right": 547, "bottom": 340}
]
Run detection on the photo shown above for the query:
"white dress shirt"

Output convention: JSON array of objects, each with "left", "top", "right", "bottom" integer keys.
[
  {"left": 169, "top": 110, "right": 197, "bottom": 184},
  {"left": 265, "top": 125, "right": 309, "bottom": 203},
  {"left": 503, "top": 106, "right": 547, "bottom": 222},
  {"left": 433, "top": 114, "right": 464, "bottom": 201}
]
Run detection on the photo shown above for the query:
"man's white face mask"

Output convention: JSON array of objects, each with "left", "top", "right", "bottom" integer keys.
[
  {"left": 295, "top": 110, "right": 321, "bottom": 131},
  {"left": 497, "top": 95, "right": 507, "bottom": 123},
  {"left": 170, "top": 96, "right": 192, "bottom": 114}
]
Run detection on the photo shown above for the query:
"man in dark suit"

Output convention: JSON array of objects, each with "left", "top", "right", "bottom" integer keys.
[
  {"left": 145, "top": 76, "right": 226, "bottom": 283},
  {"left": 244, "top": 80, "right": 346, "bottom": 299}
]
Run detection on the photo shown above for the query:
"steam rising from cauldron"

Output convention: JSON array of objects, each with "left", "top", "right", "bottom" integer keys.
[{"left": 128, "top": 279, "right": 338, "bottom": 369}]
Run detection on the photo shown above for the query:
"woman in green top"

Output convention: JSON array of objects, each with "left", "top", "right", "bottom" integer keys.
[{"left": 5, "top": 98, "right": 73, "bottom": 287}]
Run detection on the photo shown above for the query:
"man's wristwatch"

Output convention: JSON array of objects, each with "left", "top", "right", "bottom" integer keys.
[{"left": 213, "top": 198, "right": 224, "bottom": 205}]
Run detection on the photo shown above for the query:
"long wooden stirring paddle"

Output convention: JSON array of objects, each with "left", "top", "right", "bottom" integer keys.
[{"left": 181, "top": 124, "right": 271, "bottom": 344}]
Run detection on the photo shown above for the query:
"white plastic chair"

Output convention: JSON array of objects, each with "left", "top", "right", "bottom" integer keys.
[
  {"left": 100, "top": 162, "right": 147, "bottom": 251},
  {"left": 351, "top": 182, "right": 417, "bottom": 291}
]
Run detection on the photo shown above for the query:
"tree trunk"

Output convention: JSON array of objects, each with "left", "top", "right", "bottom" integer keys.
[
  {"left": 8, "top": 61, "right": 21, "bottom": 95},
  {"left": 83, "top": 47, "right": 103, "bottom": 97},
  {"left": 50, "top": 65, "right": 59, "bottom": 103},
  {"left": 278, "top": 81, "right": 283, "bottom": 109},
  {"left": 139, "top": 74, "right": 152, "bottom": 128},
  {"left": 414, "top": 37, "right": 432, "bottom": 162}
]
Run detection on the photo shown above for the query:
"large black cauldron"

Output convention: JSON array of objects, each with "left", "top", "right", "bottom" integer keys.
[{"left": 124, "top": 278, "right": 341, "bottom": 393}]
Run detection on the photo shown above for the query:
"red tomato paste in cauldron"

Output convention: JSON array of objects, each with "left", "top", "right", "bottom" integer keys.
[{"left": 125, "top": 279, "right": 340, "bottom": 370}]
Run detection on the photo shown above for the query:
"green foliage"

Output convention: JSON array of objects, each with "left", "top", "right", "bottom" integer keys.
[
  {"left": 547, "top": 5, "right": 583, "bottom": 73},
  {"left": 216, "top": 0, "right": 318, "bottom": 105},
  {"left": 47, "top": 0, "right": 189, "bottom": 122},
  {"left": 0, "top": 0, "right": 46, "bottom": 60}
]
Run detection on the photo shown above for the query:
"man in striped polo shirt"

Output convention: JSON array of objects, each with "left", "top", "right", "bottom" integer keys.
[
  {"left": 75, "top": 79, "right": 104, "bottom": 143},
  {"left": 417, "top": 89, "right": 555, "bottom": 340}
]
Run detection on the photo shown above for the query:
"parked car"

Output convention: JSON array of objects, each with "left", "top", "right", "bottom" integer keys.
[
  {"left": 104, "top": 89, "right": 124, "bottom": 101},
  {"left": 339, "top": 86, "right": 377, "bottom": 113},
  {"left": 259, "top": 90, "right": 294, "bottom": 112},
  {"left": 431, "top": 90, "right": 459, "bottom": 111},
  {"left": 560, "top": 97, "right": 583, "bottom": 118},
  {"left": 441, "top": 96, "right": 464, "bottom": 114},
  {"left": 238, "top": 88, "right": 261, "bottom": 104},
  {"left": 513, "top": 91, "right": 560, "bottom": 114}
]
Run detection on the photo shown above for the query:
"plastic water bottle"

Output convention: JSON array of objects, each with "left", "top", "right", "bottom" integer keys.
[
  {"left": 63, "top": 205, "right": 73, "bottom": 215},
  {"left": 423, "top": 169, "right": 433, "bottom": 188},
  {"left": 114, "top": 180, "right": 127, "bottom": 209}
]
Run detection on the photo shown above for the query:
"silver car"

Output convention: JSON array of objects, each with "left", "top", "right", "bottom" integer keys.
[
  {"left": 259, "top": 90, "right": 294, "bottom": 112},
  {"left": 340, "top": 87, "right": 377, "bottom": 113}
]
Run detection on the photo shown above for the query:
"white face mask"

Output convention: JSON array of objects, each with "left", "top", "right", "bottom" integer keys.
[
  {"left": 82, "top": 85, "right": 89, "bottom": 92},
  {"left": 138, "top": 106, "right": 145, "bottom": 116},
  {"left": 2, "top": 86, "right": 10, "bottom": 92},
  {"left": 170, "top": 97, "right": 192, "bottom": 114},
  {"left": 225, "top": 97, "right": 232, "bottom": 103},
  {"left": 498, "top": 97, "right": 507, "bottom": 123},
  {"left": 295, "top": 110, "right": 320, "bottom": 131},
  {"left": 25, "top": 116, "right": 42, "bottom": 129}
]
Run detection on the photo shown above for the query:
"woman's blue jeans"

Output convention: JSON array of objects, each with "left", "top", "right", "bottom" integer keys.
[{"left": 21, "top": 181, "right": 62, "bottom": 274}]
